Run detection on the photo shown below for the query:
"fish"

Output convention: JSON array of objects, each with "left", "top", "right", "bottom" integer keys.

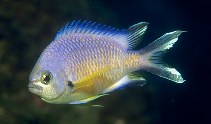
[{"left": 28, "top": 20, "right": 185, "bottom": 104}]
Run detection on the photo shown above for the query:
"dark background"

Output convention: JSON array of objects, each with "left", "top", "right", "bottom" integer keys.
[{"left": 0, "top": 0, "right": 210, "bottom": 124}]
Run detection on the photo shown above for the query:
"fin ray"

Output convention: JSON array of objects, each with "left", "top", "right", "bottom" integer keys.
[{"left": 127, "top": 22, "right": 148, "bottom": 49}]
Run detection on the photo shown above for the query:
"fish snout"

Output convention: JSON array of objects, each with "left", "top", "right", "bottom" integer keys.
[{"left": 28, "top": 82, "right": 43, "bottom": 94}]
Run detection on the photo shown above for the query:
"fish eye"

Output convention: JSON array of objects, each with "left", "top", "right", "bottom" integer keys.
[{"left": 41, "top": 71, "right": 52, "bottom": 85}]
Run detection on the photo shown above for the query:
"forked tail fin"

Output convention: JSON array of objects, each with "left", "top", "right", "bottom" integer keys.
[{"left": 139, "top": 30, "right": 185, "bottom": 83}]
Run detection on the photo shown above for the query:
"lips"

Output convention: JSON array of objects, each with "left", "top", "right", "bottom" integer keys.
[{"left": 28, "top": 83, "right": 42, "bottom": 94}]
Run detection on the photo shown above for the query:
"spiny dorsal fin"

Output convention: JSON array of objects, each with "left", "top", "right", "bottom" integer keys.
[
  {"left": 55, "top": 20, "right": 127, "bottom": 39},
  {"left": 127, "top": 22, "right": 148, "bottom": 49}
]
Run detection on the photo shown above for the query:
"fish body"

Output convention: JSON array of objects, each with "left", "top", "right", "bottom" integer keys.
[{"left": 28, "top": 20, "right": 185, "bottom": 104}]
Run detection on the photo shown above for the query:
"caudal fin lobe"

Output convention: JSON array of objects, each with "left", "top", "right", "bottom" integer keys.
[{"left": 139, "top": 30, "right": 185, "bottom": 83}]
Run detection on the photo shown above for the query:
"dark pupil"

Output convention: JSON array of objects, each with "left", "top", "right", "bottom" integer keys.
[{"left": 43, "top": 74, "right": 51, "bottom": 84}]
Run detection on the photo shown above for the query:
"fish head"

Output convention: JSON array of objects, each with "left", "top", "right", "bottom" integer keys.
[{"left": 28, "top": 63, "right": 67, "bottom": 102}]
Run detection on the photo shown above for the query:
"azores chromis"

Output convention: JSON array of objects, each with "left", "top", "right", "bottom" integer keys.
[{"left": 28, "top": 20, "right": 185, "bottom": 104}]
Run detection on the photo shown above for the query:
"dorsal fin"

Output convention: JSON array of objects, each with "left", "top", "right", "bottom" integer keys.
[
  {"left": 127, "top": 22, "right": 148, "bottom": 49},
  {"left": 54, "top": 20, "right": 149, "bottom": 50},
  {"left": 55, "top": 20, "right": 127, "bottom": 39}
]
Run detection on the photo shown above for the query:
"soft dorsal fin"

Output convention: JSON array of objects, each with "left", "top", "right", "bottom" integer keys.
[
  {"left": 127, "top": 22, "right": 148, "bottom": 49},
  {"left": 55, "top": 20, "right": 127, "bottom": 39}
]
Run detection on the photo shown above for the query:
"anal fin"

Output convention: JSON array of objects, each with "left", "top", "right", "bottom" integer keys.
[{"left": 103, "top": 73, "right": 146, "bottom": 93}]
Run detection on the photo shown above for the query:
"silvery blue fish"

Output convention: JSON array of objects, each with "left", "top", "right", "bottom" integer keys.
[{"left": 28, "top": 20, "right": 185, "bottom": 104}]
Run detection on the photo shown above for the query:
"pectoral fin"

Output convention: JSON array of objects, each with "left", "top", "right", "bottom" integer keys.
[
  {"left": 103, "top": 73, "right": 146, "bottom": 93},
  {"left": 69, "top": 94, "right": 108, "bottom": 104},
  {"left": 92, "top": 105, "right": 104, "bottom": 107},
  {"left": 74, "top": 66, "right": 110, "bottom": 91}
]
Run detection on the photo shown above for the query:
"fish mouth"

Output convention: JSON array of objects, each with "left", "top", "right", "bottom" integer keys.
[{"left": 28, "top": 83, "right": 43, "bottom": 94}]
